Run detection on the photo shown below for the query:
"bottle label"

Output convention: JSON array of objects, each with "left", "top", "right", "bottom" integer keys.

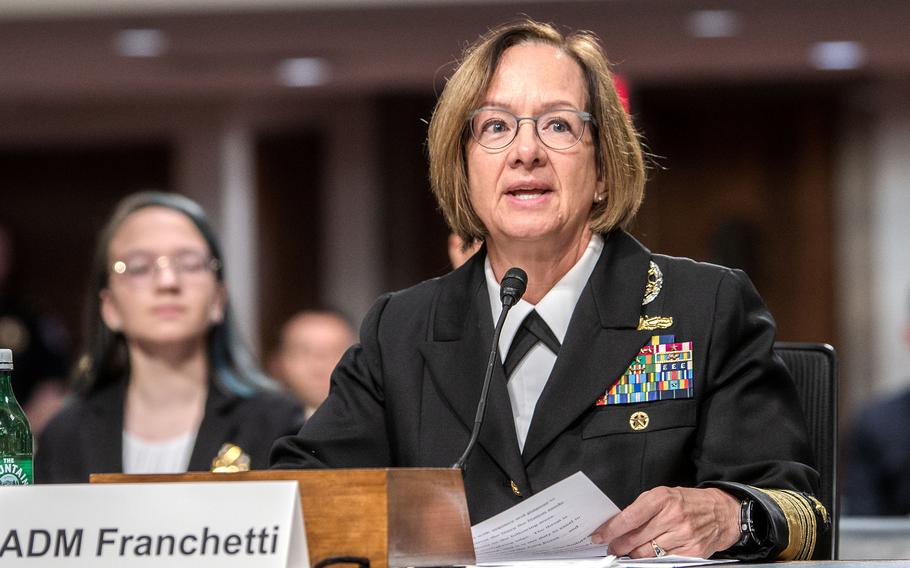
[{"left": 0, "top": 456, "right": 32, "bottom": 485}]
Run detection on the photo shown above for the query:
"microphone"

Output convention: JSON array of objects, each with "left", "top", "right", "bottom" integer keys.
[
  {"left": 453, "top": 267, "right": 528, "bottom": 470},
  {"left": 500, "top": 267, "right": 529, "bottom": 307}
]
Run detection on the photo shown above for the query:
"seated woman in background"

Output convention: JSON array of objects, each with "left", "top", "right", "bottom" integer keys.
[{"left": 37, "top": 192, "right": 303, "bottom": 482}]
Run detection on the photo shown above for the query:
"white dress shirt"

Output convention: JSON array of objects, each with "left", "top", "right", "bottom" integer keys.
[{"left": 485, "top": 233, "right": 604, "bottom": 451}]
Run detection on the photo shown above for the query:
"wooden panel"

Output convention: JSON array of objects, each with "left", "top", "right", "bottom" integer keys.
[
  {"left": 255, "top": 129, "right": 324, "bottom": 356},
  {"left": 633, "top": 84, "right": 839, "bottom": 344},
  {"left": 296, "top": 469, "right": 389, "bottom": 568},
  {"left": 375, "top": 93, "right": 452, "bottom": 291}
]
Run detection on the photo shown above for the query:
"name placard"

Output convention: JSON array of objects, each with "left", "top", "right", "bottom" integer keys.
[{"left": 0, "top": 481, "right": 308, "bottom": 567}]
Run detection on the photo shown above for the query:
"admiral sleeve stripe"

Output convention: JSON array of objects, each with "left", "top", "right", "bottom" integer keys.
[{"left": 756, "top": 488, "right": 821, "bottom": 560}]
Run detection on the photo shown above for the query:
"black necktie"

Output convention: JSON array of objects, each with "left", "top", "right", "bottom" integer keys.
[{"left": 503, "top": 310, "right": 561, "bottom": 379}]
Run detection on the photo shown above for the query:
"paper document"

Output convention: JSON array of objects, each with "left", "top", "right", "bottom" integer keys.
[
  {"left": 471, "top": 471, "right": 620, "bottom": 564},
  {"left": 617, "top": 556, "right": 738, "bottom": 568},
  {"left": 469, "top": 557, "right": 616, "bottom": 568},
  {"left": 466, "top": 556, "right": 735, "bottom": 568}
]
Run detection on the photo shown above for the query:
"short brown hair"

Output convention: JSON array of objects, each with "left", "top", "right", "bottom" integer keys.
[{"left": 428, "top": 19, "right": 645, "bottom": 243}]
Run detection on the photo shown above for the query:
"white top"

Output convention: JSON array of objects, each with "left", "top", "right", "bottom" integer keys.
[
  {"left": 122, "top": 430, "right": 197, "bottom": 474},
  {"left": 485, "top": 233, "right": 604, "bottom": 451}
]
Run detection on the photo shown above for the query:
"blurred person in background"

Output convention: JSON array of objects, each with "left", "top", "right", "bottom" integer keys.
[
  {"left": 273, "top": 19, "right": 826, "bottom": 561},
  {"left": 0, "top": 222, "right": 69, "bottom": 435},
  {"left": 36, "top": 192, "right": 303, "bottom": 483},
  {"left": 448, "top": 233, "right": 482, "bottom": 270},
  {"left": 844, "top": 293, "right": 910, "bottom": 516},
  {"left": 271, "top": 309, "right": 355, "bottom": 418}
]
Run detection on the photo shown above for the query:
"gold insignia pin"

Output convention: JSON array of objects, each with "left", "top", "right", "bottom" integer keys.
[
  {"left": 211, "top": 443, "right": 250, "bottom": 473},
  {"left": 510, "top": 480, "right": 522, "bottom": 497},
  {"left": 629, "top": 411, "right": 650, "bottom": 431},
  {"left": 642, "top": 261, "right": 663, "bottom": 305},
  {"left": 638, "top": 316, "right": 674, "bottom": 331}
]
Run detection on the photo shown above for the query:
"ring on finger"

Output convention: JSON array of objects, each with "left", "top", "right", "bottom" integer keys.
[{"left": 651, "top": 540, "right": 667, "bottom": 558}]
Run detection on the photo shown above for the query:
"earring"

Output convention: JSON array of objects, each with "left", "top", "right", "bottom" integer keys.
[{"left": 594, "top": 193, "right": 604, "bottom": 203}]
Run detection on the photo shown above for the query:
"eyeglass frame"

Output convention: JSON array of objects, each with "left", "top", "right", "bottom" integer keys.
[
  {"left": 467, "top": 107, "right": 597, "bottom": 151},
  {"left": 109, "top": 251, "right": 222, "bottom": 287}
]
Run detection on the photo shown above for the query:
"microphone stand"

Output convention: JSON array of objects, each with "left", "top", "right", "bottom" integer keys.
[
  {"left": 452, "top": 266, "right": 527, "bottom": 471},
  {"left": 451, "top": 303, "right": 512, "bottom": 470}
]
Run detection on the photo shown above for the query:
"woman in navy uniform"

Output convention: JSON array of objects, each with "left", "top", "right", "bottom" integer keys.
[{"left": 271, "top": 19, "right": 826, "bottom": 560}]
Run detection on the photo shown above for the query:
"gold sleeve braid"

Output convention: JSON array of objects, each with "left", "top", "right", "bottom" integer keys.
[{"left": 755, "top": 488, "right": 828, "bottom": 560}]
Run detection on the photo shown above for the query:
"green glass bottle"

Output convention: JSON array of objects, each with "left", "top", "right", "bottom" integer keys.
[{"left": 0, "top": 348, "right": 33, "bottom": 485}]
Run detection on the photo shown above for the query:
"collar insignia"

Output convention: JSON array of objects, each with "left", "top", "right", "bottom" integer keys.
[{"left": 642, "top": 261, "right": 663, "bottom": 305}]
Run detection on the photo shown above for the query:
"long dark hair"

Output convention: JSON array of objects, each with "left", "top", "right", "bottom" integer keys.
[{"left": 74, "top": 191, "right": 275, "bottom": 397}]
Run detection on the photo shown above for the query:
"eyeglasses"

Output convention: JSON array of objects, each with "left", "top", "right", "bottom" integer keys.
[
  {"left": 468, "top": 108, "right": 596, "bottom": 150},
  {"left": 110, "top": 251, "right": 220, "bottom": 287}
]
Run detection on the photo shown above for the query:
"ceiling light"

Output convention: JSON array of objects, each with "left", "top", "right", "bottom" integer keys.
[
  {"left": 277, "top": 58, "right": 330, "bottom": 87},
  {"left": 687, "top": 10, "right": 742, "bottom": 38},
  {"left": 114, "top": 29, "right": 168, "bottom": 58},
  {"left": 809, "top": 41, "right": 866, "bottom": 70}
]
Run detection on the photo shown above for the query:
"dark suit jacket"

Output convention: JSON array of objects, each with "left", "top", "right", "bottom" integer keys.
[
  {"left": 271, "top": 230, "right": 824, "bottom": 560},
  {"left": 845, "top": 387, "right": 910, "bottom": 515},
  {"left": 36, "top": 379, "right": 303, "bottom": 483}
]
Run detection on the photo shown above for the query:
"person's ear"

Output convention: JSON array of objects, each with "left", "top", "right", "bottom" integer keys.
[
  {"left": 99, "top": 289, "right": 123, "bottom": 332},
  {"left": 594, "top": 179, "right": 607, "bottom": 204}
]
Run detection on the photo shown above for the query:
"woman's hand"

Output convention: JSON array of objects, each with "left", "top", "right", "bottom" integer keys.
[{"left": 591, "top": 487, "right": 741, "bottom": 558}]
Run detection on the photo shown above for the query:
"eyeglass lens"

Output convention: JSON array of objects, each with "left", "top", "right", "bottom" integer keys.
[
  {"left": 471, "top": 109, "right": 589, "bottom": 150},
  {"left": 112, "top": 251, "right": 216, "bottom": 283}
]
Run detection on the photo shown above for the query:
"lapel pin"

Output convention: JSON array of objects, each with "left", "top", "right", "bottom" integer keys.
[{"left": 211, "top": 443, "right": 250, "bottom": 473}]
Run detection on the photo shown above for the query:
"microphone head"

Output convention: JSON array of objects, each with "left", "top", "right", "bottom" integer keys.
[{"left": 500, "top": 267, "right": 528, "bottom": 307}]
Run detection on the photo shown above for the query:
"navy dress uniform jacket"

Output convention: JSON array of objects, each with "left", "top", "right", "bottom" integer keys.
[{"left": 271, "top": 230, "right": 827, "bottom": 560}]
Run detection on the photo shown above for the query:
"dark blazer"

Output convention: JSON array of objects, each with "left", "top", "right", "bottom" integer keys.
[
  {"left": 37, "top": 379, "right": 303, "bottom": 483},
  {"left": 271, "top": 230, "right": 825, "bottom": 560},
  {"left": 845, "top": 387, "right": 910, "bottom": 515}
]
